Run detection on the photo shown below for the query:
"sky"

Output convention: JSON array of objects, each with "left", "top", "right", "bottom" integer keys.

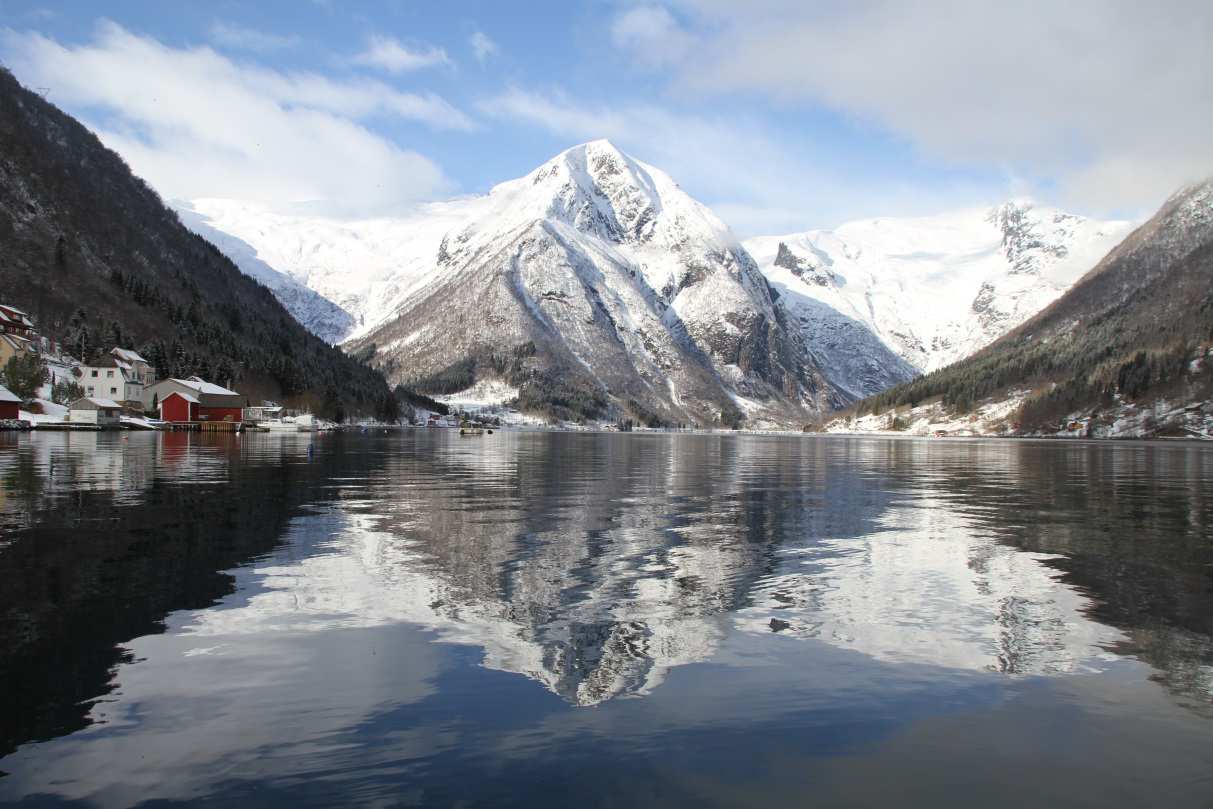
[{"left": 1, "top": 0, "right": 1210, "bottom": 236}]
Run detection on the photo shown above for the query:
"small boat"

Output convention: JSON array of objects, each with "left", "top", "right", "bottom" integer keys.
[{"left": 459, "top": 427, "right": 485, "bottom": 436}]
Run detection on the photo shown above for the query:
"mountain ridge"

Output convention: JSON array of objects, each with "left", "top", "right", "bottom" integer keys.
[{"left": 745, "top": 201, "right": 1134, "bottom": 374}]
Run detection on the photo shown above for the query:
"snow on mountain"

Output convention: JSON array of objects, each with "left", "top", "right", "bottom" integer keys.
[
  {"left": 345, "top": 140, "right": 841, "bottom": 426},
  {"left": 178, "top": 196, "right": 489, "bottom": 342},
  {"left": 175, "top": 204, "right": 356, "bottom": 344},
  {"left": 745, "top": 202, "right": 1133, "bottom": 373}
]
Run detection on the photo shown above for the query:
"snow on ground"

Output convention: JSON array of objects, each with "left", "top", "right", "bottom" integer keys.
[
  {"left": 827, "top": 391, "right": 1030, "bottom": 437},
  {"left": 20, "top": 399, "right": 68, "bottom": 426},
  {"left": 828, "top": 388, "right": 1213, "bottom": 441},
  {"left": 433, "top": 379, "right": 520, "bottom": 411}
]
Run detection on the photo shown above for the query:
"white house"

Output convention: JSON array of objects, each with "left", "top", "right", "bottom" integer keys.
[
  {"left": 68, "top": 397, "right": 122, "bottom": 427},
  {"left": 75, "top": 348, "right": 156, "bottom": 411}
]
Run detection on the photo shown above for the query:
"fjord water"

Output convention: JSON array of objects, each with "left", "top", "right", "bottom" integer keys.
[{"left": 1, "top": 431, "right": 1211, "bottom": 807}]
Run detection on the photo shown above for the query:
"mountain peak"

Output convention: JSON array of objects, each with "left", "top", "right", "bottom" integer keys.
[
  {"left": 569, "top": 137, "right": 625, "bottom": 156},
  {"left": 472, "top": 139, "right": 717, "bottom": 254}
]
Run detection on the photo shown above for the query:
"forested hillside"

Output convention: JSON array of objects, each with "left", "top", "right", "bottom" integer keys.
[
  {"left": 850, "top": 181, "right": 1213, "bottom": 432},
  {"left": 0, "top": 67, "right": 394, "bottom": 418}
]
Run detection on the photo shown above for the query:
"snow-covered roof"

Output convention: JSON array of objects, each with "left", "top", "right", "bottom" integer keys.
[
  {"left": 0, "top": 384, "right": 20, "bottom": 403},
  {"left": 0, "top": 303, "right": 32, "bottom": 322},
  {"left": 174, "top": 377, "right": 239, "bottom": 396},
  {"left": 164, "top": 390, "right": 200, "bottom": 403},
  {"left": 71, "top": 397, "right": 122, "bottom": 410},
  {"left": 112, "top": 347, "right": 148, "bottom": 364}
]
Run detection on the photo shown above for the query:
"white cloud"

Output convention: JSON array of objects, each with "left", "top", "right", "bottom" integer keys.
[
  {"left": 353, "top": 34, "right": 452, "bottom": 73},
  {"left": 209, "top": 21, "right": 300, "bottom": 52},
  {"left": 610, "top": 5, "right": 694, "bottom": 66},
  {"left": 0, "top": 23, "right": 470, "bottom": 215},
  {"left": 469, "top": 31, "right": 498, "bottom": 64},
  {"left": 638, "top": 0, "right": 1213, "bottom": 214}
]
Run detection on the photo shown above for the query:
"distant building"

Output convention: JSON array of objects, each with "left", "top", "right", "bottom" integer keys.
[
  {"left": 0, "top": 332, "right": 37, "bottom": 366},
  {"left": 160, "top": 390, "right": 200, "bottom": 423},
  {"left": 77, "top": 347, "right": 156, "bottom": 410},
  {"left": 146, "top": 376, "right": 243, "bottom": 423},
  {"left": 0, "top": 304, "right": 35, "bottom": 337},
  {"left": 243, "top": 402, "right": 284, "bottom": 422},
  {"left": 0, "top": 384, "right": 20, "bottom": 419},
  {"left": 110, "top": 348, "right": 156, "bottom": 386},
  {"left": 0, "top": 304, "right": 41, "bottom": 368},
  {"left": 68, "top": 397, "right": 122, "bottom": 427},
  {"left": 75, "top": 353, "right": 148, "bottom": 410}
]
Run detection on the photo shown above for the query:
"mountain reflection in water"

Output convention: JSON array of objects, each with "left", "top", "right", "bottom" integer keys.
[{"left": 1, "top": 431, "right": 1211, "bottom": 807}]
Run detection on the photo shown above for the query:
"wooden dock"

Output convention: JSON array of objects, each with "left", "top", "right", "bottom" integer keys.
[{"left": 167, "top": 421, "right": 242, "bottom": 433}]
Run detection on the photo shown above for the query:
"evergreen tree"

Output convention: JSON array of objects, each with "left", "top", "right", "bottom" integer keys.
[{"left": 2, "top": 353, "right": 49, "bottom": 400}]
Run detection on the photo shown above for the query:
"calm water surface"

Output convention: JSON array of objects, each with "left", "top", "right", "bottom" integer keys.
[{"left": 0, "top": 430, "right": 1211, "bottom": 807}]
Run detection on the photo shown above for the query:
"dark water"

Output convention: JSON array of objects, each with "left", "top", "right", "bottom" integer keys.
[{"left": 1, "top": 430, "right": 1212, "bottom": 808}]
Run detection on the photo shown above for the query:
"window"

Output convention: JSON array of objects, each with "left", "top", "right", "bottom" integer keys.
[
  {"left": 106, "top": 370, "right": 114, "bottom": 378},
  {"left": 86, "top": 386, "right": 94, "bottom": 394},
  {"left": 90, "top": 370, "right": 98, "bottom": 378},
  {"left": 110, "top": 387, "right": 118, "bottom": 395}
]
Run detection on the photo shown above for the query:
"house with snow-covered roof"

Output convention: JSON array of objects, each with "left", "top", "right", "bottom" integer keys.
[
  {"left": 0, "top": 304, "right": 35, "bottom": 337},
  {"left": 68, "top": 397, "right": 122, "bottom": 427},
  {"left": 0, "top": 332, "right": 36, "bottom": 367},
  {"left": 145, "top": 376, "right": 243, "bottom": 423}
]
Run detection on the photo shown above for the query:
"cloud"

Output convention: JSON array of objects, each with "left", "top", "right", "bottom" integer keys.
[
  {"left": 610, "top": 6, "right": 694, "bottom": 66},
  {"left": 0, "top": 23, "right": 470, "bottom": 215},
  {"left": 469, "top": 31, "right": 498, "bottom": 64},
  {"left": 353, "top": 35, "right": 452, "bottom": 73},
  {"left": 633, "top": 0, "right": 1213, "bottom": 214},
  {"left": 209, "top": 21, "right": 300, "bottom": 52}
]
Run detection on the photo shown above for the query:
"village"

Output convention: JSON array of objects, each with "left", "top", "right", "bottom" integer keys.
[
  {"left": 0, "top": 302, "right": 501, "bottom": 434},
  {"left": 0, "top": 302, "right": 323, "bottom": 432}
]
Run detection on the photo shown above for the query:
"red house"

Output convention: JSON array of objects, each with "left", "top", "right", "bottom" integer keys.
[
  {"left": 148, "top": 376, "right": 243, "bottom": 423},
  {"left": 0, "top": 383, "right": 20, "bottom": 420},
  {"left": 0, "top": 304, "right": 35, "bottom": 337},
  {"left": 160, "top": 390, "right": 200, "bottom": 423}
]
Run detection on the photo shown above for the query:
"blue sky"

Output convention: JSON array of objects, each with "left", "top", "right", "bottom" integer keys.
[{"left": 2, "top": 1, "right": 1209, "bottom": 235}]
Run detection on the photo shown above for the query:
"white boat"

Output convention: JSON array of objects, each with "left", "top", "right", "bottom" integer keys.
[{"left": 258, "top": 414, "right": 316, "bottom": 433}]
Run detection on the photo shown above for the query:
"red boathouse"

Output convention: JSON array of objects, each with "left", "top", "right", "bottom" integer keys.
[
  {"left": 160, "top": 391, "right": 200, "bottom": 423},
  {"left": 0, "top": 383, "right": 20, "bottom": 420},
  {"left": 148, "top": 377, "right": 243, "bottom": 424}
]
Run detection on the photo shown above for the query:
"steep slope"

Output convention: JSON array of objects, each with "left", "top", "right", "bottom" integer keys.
[
  {"left": 849, "top": 181, "right": 1213, "bottom": 436},
  {"left": 178, "top": 197, "right": 487, "bottom": 341},
  {"left": 746, "top": 203, "right": 1133, "bottom": 373},
  {"left": 0, "top": 68, "right": 393, "bottom": 417},
  {"left": 346, "top": 140, "right": 841, "bottom": 426},
  {"left": 175, "top": 205, "right": 355, "bottom": 344}
]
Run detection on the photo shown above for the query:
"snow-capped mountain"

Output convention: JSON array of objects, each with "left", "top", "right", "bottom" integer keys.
[
  {"left": 745, "top": 203, "right": 1133, "bottom": 373},
  {"left": 344, "top": 140, "right": 841, "bottom": 426},
  {"left": 181, "top": 142, "right": 1132, "bottom": 416}
]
